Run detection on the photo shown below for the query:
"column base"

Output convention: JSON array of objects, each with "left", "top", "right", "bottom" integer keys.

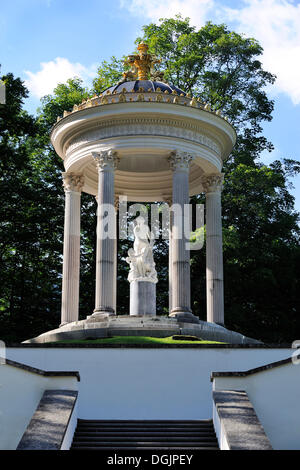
[
  {"left": 86, "top": 310, "right": 115, "bottom": 323},
  {"left": 88, "top": 307, "right": 115, "bottom": 319},
  {"left": 93, "top": 306, "right": 115, "bottom": 315},
  {"left": 169, "top": 310, "right": 199, "bottom": 324},
  {"left": 214, "top": 321, "right": 225, "bottom": 327}
]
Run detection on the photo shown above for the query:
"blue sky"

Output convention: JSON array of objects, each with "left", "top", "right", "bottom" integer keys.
[{"left": 1, "top": 0, "right": 300, "bottom": 210}]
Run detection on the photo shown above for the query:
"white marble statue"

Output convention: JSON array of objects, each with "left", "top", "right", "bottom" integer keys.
[{"left": 126, "top": 216, "right": 158, "bottom": 283}]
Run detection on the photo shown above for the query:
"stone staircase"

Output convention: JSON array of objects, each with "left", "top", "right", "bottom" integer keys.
[{"left": 70, "top": 419, "right": 219, "bottom": 450}]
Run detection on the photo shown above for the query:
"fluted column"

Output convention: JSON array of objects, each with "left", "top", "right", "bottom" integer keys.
[
  {"left": 168, "top": 150, "right": 193, "bottom": 317},
  {"left": 60, "top": 172, "right": 84, "bottom": 326},
  {"left": 113, "top": 195, "right": 119, "bottom": 315},
  {"left": 92, "top": 149, "right": 119, "bottom": 316},
  {"left": 164, "top": 196, "right": 173, "bottom": 313},
  {"left": 202, "top": 173, "right": 224, "bottom": 325}
]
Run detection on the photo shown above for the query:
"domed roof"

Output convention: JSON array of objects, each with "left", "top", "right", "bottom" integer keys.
[{"left": 101, "top": 80, "right": 186, "bottom": 97}]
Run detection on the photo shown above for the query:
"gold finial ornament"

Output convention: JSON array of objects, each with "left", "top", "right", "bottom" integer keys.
[
  {"left": 122, "top": 68, "right": 138, "bottom": 81},
  {"left": 124, "top": 42, "right": 161, "bottom": 81},
  {"left": 150, "top": 70, "right": 165, "bottom": 82}
]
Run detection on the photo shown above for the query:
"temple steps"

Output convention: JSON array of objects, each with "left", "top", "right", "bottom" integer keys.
[{"left": 70, "top": 419, "right": 219, "bottom": 451}]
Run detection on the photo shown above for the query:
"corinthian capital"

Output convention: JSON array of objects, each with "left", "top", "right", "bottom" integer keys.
[
  {"left": 201, "top": 173, "right": 224, "bottom": 193},
  {"left": 168, "top": 150, "right": 194, "bottom": 172},
  {"left": 92, "top": 149, "right": 119, "bottom": 171},
  {"left": 62, "top": 172, "right": 84, "bottom": 192}
]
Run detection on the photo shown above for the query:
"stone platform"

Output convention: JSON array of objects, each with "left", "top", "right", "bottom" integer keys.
[{"left": 23, "top": 315, "right": 261, "bottom": 345}]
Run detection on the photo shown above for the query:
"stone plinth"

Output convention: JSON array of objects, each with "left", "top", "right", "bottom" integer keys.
[
  {"left": 130, "top": 280, "right": 156, "bottom": 316},
  {"left": 23, "top": 315, "right": 262, "bottom": 345}
]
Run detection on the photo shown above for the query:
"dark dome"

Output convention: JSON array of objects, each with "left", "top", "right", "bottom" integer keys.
[{"left": 101, "top": 80, "right": 186, "bottom": 96}]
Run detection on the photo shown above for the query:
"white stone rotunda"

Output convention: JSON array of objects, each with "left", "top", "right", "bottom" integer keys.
[{"left": 25, "top": 44, "right": 260, "bottom": 344}]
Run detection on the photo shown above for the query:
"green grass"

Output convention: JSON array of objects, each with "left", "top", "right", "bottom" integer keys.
[{"left": 52, "top": 335, "right": 224, "bottom": 345}]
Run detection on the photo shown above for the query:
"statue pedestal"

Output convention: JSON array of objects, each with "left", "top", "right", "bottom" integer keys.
[{"left": 130, "top": 280, "right": 156, "bottom": 316}]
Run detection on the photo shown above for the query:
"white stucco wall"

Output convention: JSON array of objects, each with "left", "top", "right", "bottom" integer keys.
[
  {"left": 0, "top": 363, "right": 78, "bottom": 450},
  {"left": 61, "top": 399, "right": 78, "bottom": 450},
  {"left": 213, "top": 361, "right": 300, "bottom": 450},
  {"left": 212, "top": 400, "right": 230, "bottom": 450},
  {"left": 6, "top": 348, "right": 292, "bottom": 421}
]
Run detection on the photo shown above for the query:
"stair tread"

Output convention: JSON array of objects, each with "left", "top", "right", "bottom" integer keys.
[
  {"left": 71, "top": 446, "right": 219, "bottom": 450},
  {"left": 76, "top": 426, "right": 214, "bottom": 430},
  {"left": 74, "top": 436, "right": 216, "bottom": 442},
  {"left": 71, "top": 419, "right": 219, "bottom": 451},
  {"left": 78, "top": 419, "right": 213, "bottom": 423},
  {"left": 74, "top": 432, "right": 216, "bottom": 436},
  {"left": 72, "top": 441, "right": 218, "bottom": 446},
  {"left": 78, "top": 422, "right": 212, "bottom": 425}
]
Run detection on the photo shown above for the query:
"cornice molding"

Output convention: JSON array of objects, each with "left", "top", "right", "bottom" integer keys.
[{"left": 64, "top": 117, "right": 221, "bottom": 157}]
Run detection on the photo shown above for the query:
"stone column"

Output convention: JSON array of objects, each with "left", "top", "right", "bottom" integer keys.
[
  {"left": 92, "top": 149, "right": 119, "bottom": 317},
  {"left": 60, "top": 172, "right": 84, "bottom": 326},
  {"left": 168, "top": 150, "right": 194, "bottom": 320},
  {"left": 113, "top": 195, "right": 119, "bottom": 315},
  {"left": 164, "top": 196, "right": 173, "bottom": 313},
  {"left": 202, "top": 173, "right": 224, "bottom": 325}
]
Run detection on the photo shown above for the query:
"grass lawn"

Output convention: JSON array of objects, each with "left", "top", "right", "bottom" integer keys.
[{"left": 53, "top": 336, "right": 224, "bottom": 345}]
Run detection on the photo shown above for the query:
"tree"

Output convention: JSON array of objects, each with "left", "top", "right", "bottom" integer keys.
[
  {"left": 0, "top": 71, "right": 62, "bottom": 342},
  {"left": 0, "top": 76, "right": 95, "bottom": 342},
  {"left": 138, "top": 17, "right": 275, "bottom": 157},
  {"left": 36, "top": 79, "right": 98, "bottom": 324},
  {"left": 92, "top": 56, "right": 125, "bottom": 94}
]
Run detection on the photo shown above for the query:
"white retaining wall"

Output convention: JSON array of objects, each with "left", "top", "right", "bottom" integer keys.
[
  {"left": 0, "top": 363, "right": 78, "bottom": 450},
  {"left": 6, "top": 347, "right": 292, "bottom": 421},
  {"left": 213, "top": 361, "right": 300, "bottom": 450},
  {"left": 61, "top": 398, "right": 78, "bottom": 450}
]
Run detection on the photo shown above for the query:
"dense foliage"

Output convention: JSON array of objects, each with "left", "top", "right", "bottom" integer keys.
[{"left": 0, "top": 16, "right": 299, "bottom": 343}]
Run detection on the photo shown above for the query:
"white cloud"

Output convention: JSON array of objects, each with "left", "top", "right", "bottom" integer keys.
[
  {"left": 121, "top": 0, "right": 300, "bottom": 105},
  {"left": 24, "top": 57, "right": 97, "bottom": 99},
  {"left": 120, "top": 0, "right": 214, "bottom": 26},
  {"left": 24, "top": 1, "right": 300, "bottom": 105},
  {"left": 222, "top": 0, "right": 300, "bottom": 105}
]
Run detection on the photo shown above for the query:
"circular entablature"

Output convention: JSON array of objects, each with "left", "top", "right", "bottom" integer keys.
[{"left": 50, "top": 83, "right": 236, "bottom": 200}]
